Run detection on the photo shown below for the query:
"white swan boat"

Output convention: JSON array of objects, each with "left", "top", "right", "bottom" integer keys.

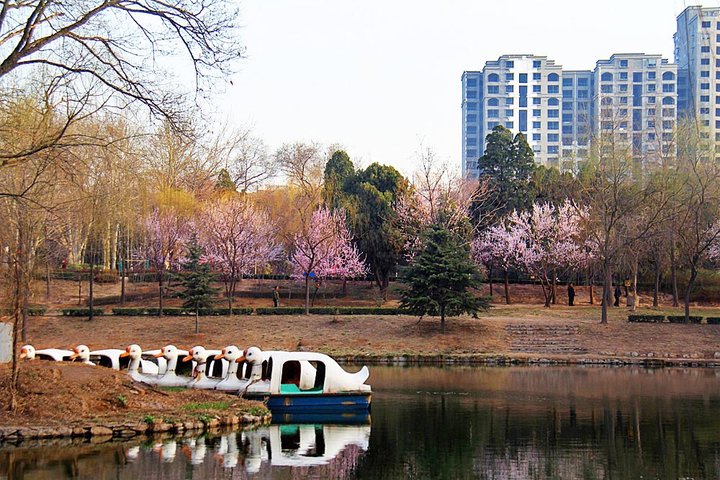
[
  {"left": 19, "top": 345, "right": 73, "bottom": 362},
  {"left": 239, "top": 347, "right": 372, "bottom": 412},
  {"left": 183, "top": 346, "right": 228, "bottom": 389}
]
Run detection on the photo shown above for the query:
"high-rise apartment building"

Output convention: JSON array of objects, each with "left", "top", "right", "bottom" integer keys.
[
  {"left": 462, "top": 53, "right": 677, "bottom": 177},
  {"left": 593, "top": 54, "right": 677, "bottom": 164},
  {"left": 676, "top": 6, "right": 720, "bottom": 157}
]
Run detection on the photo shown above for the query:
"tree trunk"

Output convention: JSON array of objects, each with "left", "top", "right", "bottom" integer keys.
[
  {"left": 10, "top": 250, "right": 22, "bottom": 412},
  {"left": 670, "top": 243, "right": 679, "bottom": 307},
  {"left": 89, "top": 263, "right": 94, "bottom": 321},
  {"left": 630, "top": 255, "right": 638, "bottom": 312},
  {"left": 684, "top": 263, "right": 698, "bottom": 323},
  {"left": 589, "top": 268, "right": 595, "bottom": 305},
  {"left": 120, "top": 261, "right": 126, "bottom": 306},
  {"left": 77, "top": 273, "right": 82, "bottom": 305},
  {"left": 551, "top": 270, "right": 557, "bottom": 305},
  {"left": 540, "top": 281, "right": 552, "bottom": 308},
  {"left": 195, "top": 307, "right": 199, "bottom": 334},
  {"left": 504, "top": 270, "right": 510, "bottom": 304},
  {"left": 601, "top": 264, "right": 612, "bottom": 324},
  {"left": 45, "top": 260, "right": 51, "bottom": 301},
  {"left": 158, "top": 269, "right": 164, "bottom": 318},
  {"left": 653, "top": 252, "right": 661, "bottom": 308},
  {"left": 304, "top": 275, "right": 310, "bottom": 315}
]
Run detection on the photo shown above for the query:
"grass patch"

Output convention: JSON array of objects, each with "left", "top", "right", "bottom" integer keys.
[
  {"left": 182, "top": 401, "right": 231, "bottom": 411},
  {"left": 246, "top": 405, "right": 269, "bottom": 417},
  {"left": 159, "top": 386, "right": 185, "bottom": 393}
]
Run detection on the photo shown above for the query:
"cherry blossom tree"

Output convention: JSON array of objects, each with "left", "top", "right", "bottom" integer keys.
[
  {"left": 472, "top": 224, "right": 523, "bottom": 304},
  {"left": 508, "top": 202, "right": 589, "bottom": 307},
  {"left": 144, "top": 207, "right": 190, "bottom": 316},
  {"left": 290, "top": 208, "right": 366, "bottom": 314},
  {"left": 197, "top": 197, "right": 280, "bottom": 312}
]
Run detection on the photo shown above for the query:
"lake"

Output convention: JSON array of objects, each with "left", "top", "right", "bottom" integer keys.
[{"left": 2, "top": 365, "right": 720, "bottom": 479}]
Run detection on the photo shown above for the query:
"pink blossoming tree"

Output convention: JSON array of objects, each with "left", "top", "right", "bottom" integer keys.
[
  {"left": 290, "top": 207, "right": 366, "bottom": 314},
  {"left": 144, "top": 207, "right": 190, "bottom": 316},
  {"left": 197, "top": 198, "right": 280, "bottom": 313},
  {"left": 472, "top": 223, "right": 524, "bottom": 304}
]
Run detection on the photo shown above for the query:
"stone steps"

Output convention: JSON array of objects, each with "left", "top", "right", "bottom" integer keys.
[{"left": 504, "top": 324, "right": 587, "bottom": 355}]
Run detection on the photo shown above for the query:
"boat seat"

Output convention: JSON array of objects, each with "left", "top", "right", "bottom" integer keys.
[{"left": 280, "top": 384, "right": 323, "bottom": 395}]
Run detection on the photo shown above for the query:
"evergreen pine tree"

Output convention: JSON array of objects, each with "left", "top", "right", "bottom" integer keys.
[
  {"left": 400, "top": 225, "right": 489, "bottom": 332},
  {"left": 179, "top": 237, "right": 218, "bottom": 333}
]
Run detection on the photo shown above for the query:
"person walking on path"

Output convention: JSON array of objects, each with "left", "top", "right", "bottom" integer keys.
[
  {"left": 613, "top": 285, "right": 621, "bottom": 307},
  {"left": 273, "top": 285, "right": 280, "bottom": 307},
  {"left": 567, "top": 283, "right": 575, "bottom": 306}
]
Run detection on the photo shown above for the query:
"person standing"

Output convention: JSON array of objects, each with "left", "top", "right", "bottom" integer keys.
[
  {"left": 567, "top": 283, "right": 575, "bottom": 306},
  {"left": 273, "top": 285, "right": 280, "bottom": 307},
  {"left": 613, "top": 285, "right": 621, "bottom": 307}
]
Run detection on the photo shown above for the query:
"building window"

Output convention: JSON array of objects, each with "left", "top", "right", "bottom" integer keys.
[
  {"left": 466, "top": 114, "right": 477, "bottom": 122},
  {"left": 702, "top": 46, "right": 711, "bottom": 53},
  {"left": 466, "top": 126, "right": 477, "bottom": 134},
  {"left": 548, "top": 133, "right": 559, "bottom": 142},
  {"left": 533, "top": 133, "right": 541, "bottom": 141},
  {"left": 548, "top": 109, "right": 559, "bottom": 118},
  {"left": 488, "top": 109, "right": 499, "bottom": 118},
  {"left": 662, "top": 71, "right": 675, "bottom": 81},
  {"left": 533, "top": 73, "right": 541, "bottom": 80},
  {"left": 505, "top": 85, "right": 513, "bottom": 93},
  {"left": 466, "top": 137, "right": 477, "bottom": 146},
  {"left": 647, "top": 84, "right": 656, "bottom": 92},
  {"left": 702, "top": 83, "right": 711, "bottom": 90},
  {"left": 533, "top": 109, "right": 541, "bottom": 117},
  {"left": 701, "top": 107, "right": 711, "bottom": 114},
  {"left": 662, "top": 120, "right": 674, "bottom": 130},
  {"left": 506, "top": 73, "right": 514, "bottom": 81},
  {"left": 647, "top": 71, "right": 656, "bottom": 80},
  {"left": 533, "top": 85, "right": 541, "bottom": 93},
  {"left": 620, "top": 72, "right": 628, "bottom": 80},
  {"left": 703, "top": 21, "right": 712, "bottom": 28},
  {"left": 701, "top": 95, "right": 710, "bottom": 102},
  {"left": 488, "top": 73, "right": 499, "bottom": 82},
  {"left": 601, "top": 84, "right": 613, "bottom": 93},
  {"left": 506, "top": 97, "right": 514, "bottom": 105},
  {"left": 577, "top": 90, "right": 589, "bottom": 99},
  {"left": 466, "top": 149, "right": 477, "bottom": 158},
  {"left": 578, "top": 78, "right": 589, "bottom": 87},
  {"left": 467, "top": 78, "right": 478, "bottom": 88},
  {"left": 632, "top": 72, "right": 642, "bottom": 82},
  {"left": 619, "top": 84, "right": 628, "bottom": 92},
  {"left": 533, "top": 60, "right": 541, "bottom": 68},
  {"left": 488, "top": 98, "right": 499, "bottom": 106},
  {"left": 620, "top": 96, "right": 629, "bottom": 104},
  {"left": 562, "top": 78, "right": 573, "bottom": 86},
  {"left": 505, "top": 109, "right": 514, "bottom": 116},
  {"left": 505, "top": 121, "right": 514, "bottom": 128},
  {"left": 702, "top": 70, "right": 711, "bottom": 77},
  {"left": 647, "top": 133, "right": 655, "bottom": 141},
  {"left": 505, "top": 60, "right": 514, "bottom": 68},
  {"left": 662, "top": 108, "right": 674, "bottom": 117},
  {"left": 563, "top": 89, "right": 573, "bottom": 98},
  {"left": 703, "top": 58, "right": 712, "bottom": 66},
  {"left": 519, "top": 73, "right": 527, "bottom": 83},
  {"left": 548, "top": 121, "right": 559, "bottom": 130},
  {"left": 519, "top": 110, "right": 527, "bottom": 131},
  {"left": 548, "top": 98, "right": 559, "bottom": 106},
  {"left": 647, "top": 120, "right": 655, "bottom": 129},
  {"left": 533, "top": 98, "right": 542, "bottom": 105},
  {"left": 488, "top": 85, "right": 499, "bottom": 94},
  {"left": 647, "top": 108, "right": 656, "bottom": 116},
  {"left": 562, "top": 113, "right": 573, "bottom": 122},
  {"left": 601, "top": 72, "right": 613, "bottom": 82},
  {"left": 533, "top": 121, "right": 541, "bottom": 129},
  {"left": 647, "top": 96, "right": 656, "bottom": 104},
  {"left": 467, "top": 90, "right": 477, "bottom": 99},
  {"left": 548, "top": 73, "right": 560, "bottom": 82},
  {"left": 619, "top": 60, "right": 628, "bottom": 67},
  {"left": 563, "top": 102, "right": 573, "bottom": 110},
  {"left": 562, "top": 125, "right": 573, "bottom": 134},
  {"left": 548, "top": 145, "right": 559, "bottom": 154}
]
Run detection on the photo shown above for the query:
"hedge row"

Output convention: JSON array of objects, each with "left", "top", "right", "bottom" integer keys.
[
  {"left": 61, "top": 308, "right": 105, "bottom": 316},
  {"left": 0, "top": 307, "right": 47, "bottom": 316},
  {"left": 53, "top": 306, "right": 410, "bottom": 317},
  {"left": 628, "top": 314, "right": 711, "bottom": 324}
]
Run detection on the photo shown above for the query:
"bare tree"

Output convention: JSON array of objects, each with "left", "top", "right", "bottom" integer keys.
[{"left": 0, "top": 0, "right": 242, "bottom": 166}]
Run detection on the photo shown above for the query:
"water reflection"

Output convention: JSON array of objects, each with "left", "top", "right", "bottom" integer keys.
[{"left": 3, "top": 366, "right": 720, "bottom": 479}]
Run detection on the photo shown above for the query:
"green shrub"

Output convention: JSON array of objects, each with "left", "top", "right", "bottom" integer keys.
[
  {"left": 667, "top": 315, "right": 703, "bottom": 324},
  {"left": 255, "top": 307, "right": 306, "bottom": 315},
  {"left": 628, "top": 314, "right": 665, "bottom": 323},
  {"left": 112, "top": 307, "right": 147, "bottom": 316},
  {"left": 0, "top": 306, "right": 46, "bottom": 316},
  {"left": 707, "top": 317, "right": 720, "bottom": 325},
  {"left": 61, "top": 308, "right": 104, "bottom": 316}
]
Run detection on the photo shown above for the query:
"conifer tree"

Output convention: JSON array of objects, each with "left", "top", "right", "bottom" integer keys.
[
  {"left": 400, "top": 225, "right": 489, "bottom": 332},
  {"left": 179, "top": 237, "right": 218, "bottom": 333}
]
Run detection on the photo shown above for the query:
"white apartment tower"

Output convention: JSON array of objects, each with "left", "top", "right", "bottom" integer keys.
[
  {"left": 676, "top": 6, "right": 720, "bottom": 158},
  {"left": 593, "top": 54, "right": 677, "bottom": 164}
]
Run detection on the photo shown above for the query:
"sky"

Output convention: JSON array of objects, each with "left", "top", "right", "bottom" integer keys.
[{"left": 212, "top": 0, "right": 709, "bottom": 178}]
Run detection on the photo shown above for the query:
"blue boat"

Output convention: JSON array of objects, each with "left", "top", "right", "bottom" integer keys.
[{"left": 240, "top": 349, "right": 372, "bottom": 413}]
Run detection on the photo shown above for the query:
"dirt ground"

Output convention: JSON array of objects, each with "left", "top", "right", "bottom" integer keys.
[
  {"left": 12, "top": 279, "right": 720, "bottom": 361},
  {"left": 0, "top": 362, "right": 264, "bottom": 427}
]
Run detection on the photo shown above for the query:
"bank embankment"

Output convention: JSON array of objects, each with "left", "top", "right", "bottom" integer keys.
[{"left": 0, "top": 363, "right": 269, "bottom": 442}]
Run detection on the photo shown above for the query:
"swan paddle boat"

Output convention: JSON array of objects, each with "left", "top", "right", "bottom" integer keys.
[
  {"left": 120, "top": 344, "right": 167, "bottom": 383},
  {"left": 153, "top": 345, "right": 194, "bottom": 387},
  {"left": 239, "top": 347, "right": 372, "bottom": 413},
  {"left": 69, "top": 345, "right": 96, "bottom": 365},
  {"left": 182, "top": 346, "right": 228, "bottom": 389},
  {"left": 214, "top": 345, "right": 248, "bottom": 391},
  {"left": 19, "top": 345, "right": 73, "bottom": 362}
]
